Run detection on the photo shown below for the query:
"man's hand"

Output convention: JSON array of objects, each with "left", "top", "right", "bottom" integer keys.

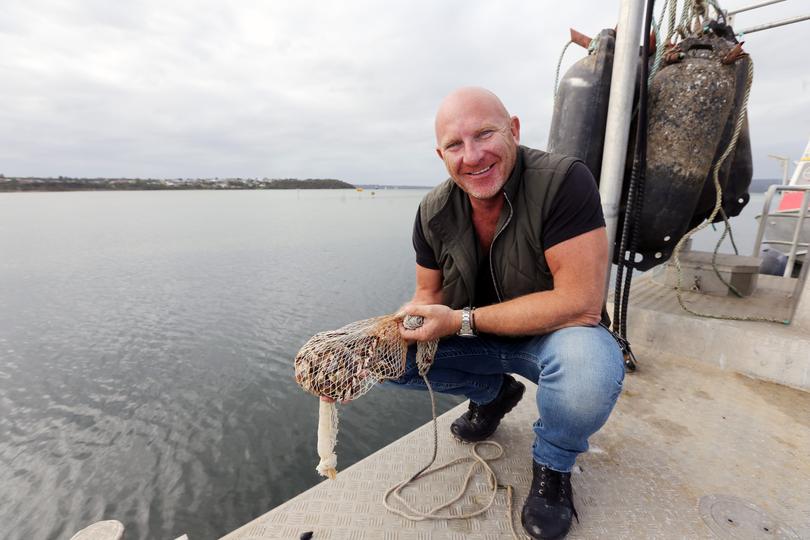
[{"left": 399, "top": 303, "right": 459, "bottom": 342}]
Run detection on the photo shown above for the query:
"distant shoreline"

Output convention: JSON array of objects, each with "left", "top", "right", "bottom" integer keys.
[
  {"left": 0, "top": 176, "right": 780, "bottom": 193},
  {"left": 0, "top": 177, "right": 355, "bottom": 192}
]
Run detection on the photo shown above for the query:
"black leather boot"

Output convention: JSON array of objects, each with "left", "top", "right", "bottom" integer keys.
[
  {"left": 521, "top": 461, "right": 579, "bottom": 539},
  {"left": 450, "top": 374, "right": 525, "bottom": 442}
]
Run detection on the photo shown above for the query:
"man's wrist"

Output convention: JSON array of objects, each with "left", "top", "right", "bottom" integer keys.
[{"left": 456, "top": 306, "right": 476, "bottom": 337}]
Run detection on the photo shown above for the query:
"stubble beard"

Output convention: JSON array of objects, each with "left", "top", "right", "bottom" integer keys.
[{"left": 453, "top": 164, "right": 508, "bottom": 201}]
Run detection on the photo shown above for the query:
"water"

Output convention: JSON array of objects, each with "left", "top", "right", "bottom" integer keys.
[
  {"left": 0, "top": 189, "right": 767, "bottom": 540},
  {"left": 0, "top": 189, "right": 464, "bottom": 540},
  {"left": 689, "top": 193, "right": 766, "bottom": 256}
]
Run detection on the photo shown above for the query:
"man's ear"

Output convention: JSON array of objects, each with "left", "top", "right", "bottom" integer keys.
[
  {"left": 435, "top": 147, "right": 444, "bottom": 160},
  {"left": 511, "top": 116, "right": 521, "bottom": 143}
]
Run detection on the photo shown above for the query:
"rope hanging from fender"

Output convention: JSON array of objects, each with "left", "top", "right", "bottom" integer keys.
[
  {"left": 553, "top": 40, "right": 574, "bottom": 104},
  {"left": 613, "top": 0, "right": 787, "bottom": 353},
  {"left": 670, "top": 59, "right": 789, "bottom": 324},
  {"left": 646, "top": 1, "right": 788, "bottom": 323}
]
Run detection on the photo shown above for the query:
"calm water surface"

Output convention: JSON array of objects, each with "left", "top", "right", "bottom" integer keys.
[
  {"left": 0, "top": 189, "right": 766, "bottom": 540},
  {"left": 0, "top": 189, "right": 464, "bottom": 540}
]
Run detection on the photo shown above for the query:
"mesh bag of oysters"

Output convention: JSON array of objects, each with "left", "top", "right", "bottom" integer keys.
[{"left": 294, "top": 313, "right": 434, "bottom": 479}]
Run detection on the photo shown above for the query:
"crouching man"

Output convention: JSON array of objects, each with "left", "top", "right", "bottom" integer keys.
[{"left": 390, "top": 87, "right": 624, "bottom": 539}]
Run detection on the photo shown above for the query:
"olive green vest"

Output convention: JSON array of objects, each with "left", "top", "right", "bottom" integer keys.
[{"left": 419, "top": 146, "right": 579, "bottom": 309}]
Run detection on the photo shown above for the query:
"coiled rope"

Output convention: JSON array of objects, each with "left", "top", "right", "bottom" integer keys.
[{"left": 382, "top": 318, "right": 521, "bottom": 539}]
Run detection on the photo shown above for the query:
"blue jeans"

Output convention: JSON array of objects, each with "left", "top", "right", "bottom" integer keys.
[{"left": 385, "top": 325, "right": 624, "bottom": 472}]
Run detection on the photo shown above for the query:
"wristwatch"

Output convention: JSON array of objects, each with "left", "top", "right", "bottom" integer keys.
[{"left": 457, "top": 307, "right": 476, "bottom": 337}]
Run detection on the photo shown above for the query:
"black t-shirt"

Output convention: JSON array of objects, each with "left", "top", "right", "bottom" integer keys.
[{"left": 412, "top": 161, "right": 605, "bottom": 305}]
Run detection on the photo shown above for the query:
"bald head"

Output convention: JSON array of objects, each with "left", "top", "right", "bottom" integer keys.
[
  {"left": 435, "top": 87, "right": 511, "bottom": 144},
  {"left": 432, "top": 87, "right": 521, "bottom": 201}
]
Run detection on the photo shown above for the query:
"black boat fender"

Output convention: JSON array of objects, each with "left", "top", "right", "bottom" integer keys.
[
  {"left": 548, "top": 28, "right": 615, "bottom": 184},
  {"left": 720, "top": 113, "right": 753, "bottom": 220},
  {"left": 690, "top": 35, "right": 753, "bottom": 227},
  {"left": 633, "top": 35, "right": 739, "bottom": 269}
]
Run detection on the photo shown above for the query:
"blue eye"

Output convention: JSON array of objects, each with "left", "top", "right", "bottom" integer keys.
[
  {"left": 477, "top": 130, "right": 494, "bottom": 139},
  {"left": 445, "top": 141, "right": 462, "bottom": 151}
]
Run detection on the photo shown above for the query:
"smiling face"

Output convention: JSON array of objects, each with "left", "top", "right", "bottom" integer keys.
[{"left": 434, "top": 88, "right": 520, "bottom": 201}]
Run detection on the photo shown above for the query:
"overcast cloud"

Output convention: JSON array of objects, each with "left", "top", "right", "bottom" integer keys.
[{"left": 1, "top": 0, "right": 807, "bottom": 185}]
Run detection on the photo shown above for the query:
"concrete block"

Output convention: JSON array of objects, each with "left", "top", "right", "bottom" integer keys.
[{"left": 653, "top": 250, "right": 762, "bottom": 297}]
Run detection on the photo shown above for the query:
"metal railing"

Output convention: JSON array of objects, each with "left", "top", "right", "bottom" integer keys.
[
  {"left": 752, "top": 184, "right": 810, "bottom": 322},
  {"left": 724, "top": 0, "right": 810, "bottom": 36}
]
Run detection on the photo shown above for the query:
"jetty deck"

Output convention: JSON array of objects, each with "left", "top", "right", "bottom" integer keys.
[{"left": 220, "top": 340, "right": 809, "bottom": 539}]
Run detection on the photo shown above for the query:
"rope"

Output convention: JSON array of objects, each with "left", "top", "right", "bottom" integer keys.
[
  {"left": 382, "top": 327, "right": 521, "bottom": 538},
  {"left": 553, "top": 40, "right": 574, "bottom": 104},
  {"left": 666, "top": 0, "right": 679, "bottom": 43},
  {"left": 649, "top": 0, "right": 670, "bottom": 81},
  {"left": 710, "top": 210, "right": 744, "bottom": 298},
  {"left": 675, "top": 0, "right": 698, "bottom": 38},
  {"left": 718, "top": 208, "right": 740, "bottom": 256},
  {"left": 671, "top": 59, "right": 788, "bottom": 324},
  {"left": 653, "top": 0, "right": 726, "bottom": 92},
  {"left": 708, "top": 208, "right": 741, "bottom": 300}
]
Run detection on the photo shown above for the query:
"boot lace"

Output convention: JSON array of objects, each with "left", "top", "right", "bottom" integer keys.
[
  {"left": 534, "top": 465, "right": 579, "bottom": 522},
  {"left": 467, "top": 401, "right": 484, "bottom": 423}
]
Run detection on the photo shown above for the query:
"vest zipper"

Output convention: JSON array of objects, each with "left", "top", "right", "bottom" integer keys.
[{"left": 488, "top": 191, "right": 513, "bottom": 303}]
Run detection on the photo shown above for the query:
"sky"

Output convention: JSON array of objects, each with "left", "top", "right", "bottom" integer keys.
[{"left": 1, "top": 0, "right": 807, "bottom": 186}]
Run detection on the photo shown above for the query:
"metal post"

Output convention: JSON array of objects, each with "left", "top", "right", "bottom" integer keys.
[
  {"left": 784, "top": 189, "right": 810, "bottom": 277},
  {"left": 752, "top": 184, "right": 778, "bottom": 256},
  {"left": 788, "top": 232, "right": 810, "bottom": 326},
  {"left": 599, "top": 0, "right": 645, "bottom": 296}
]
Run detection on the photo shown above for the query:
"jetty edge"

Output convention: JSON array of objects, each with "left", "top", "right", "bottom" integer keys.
[{"left": 216, "top": 293, "right": 809, "bottom": 538}]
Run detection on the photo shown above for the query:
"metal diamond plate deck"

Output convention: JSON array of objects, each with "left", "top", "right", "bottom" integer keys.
[{"left": 220, "top": 348, "right": 810, "bottom": 539}]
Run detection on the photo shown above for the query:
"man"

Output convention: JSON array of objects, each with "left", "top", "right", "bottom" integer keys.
[{"left": 392, "top": 87, "right": 624, "bottom": 540}]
